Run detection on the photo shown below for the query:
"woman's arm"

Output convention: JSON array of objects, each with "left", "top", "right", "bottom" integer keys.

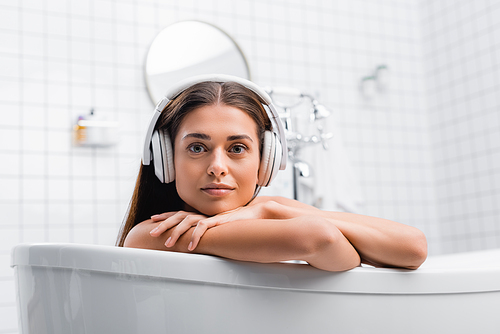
[
  {"left": 139, "top": 196, "right": 426, "bottom": 270},
  {"left": 124, "top": 215, "right": 361, "bottom": 272},
  {"left": 259, "top": 196, "right": 428, "bottom": 269}
]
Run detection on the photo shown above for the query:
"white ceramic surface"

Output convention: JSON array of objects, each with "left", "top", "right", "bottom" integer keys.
[{"left": 11, "top": 244, "right": 500, "bottom": 333}]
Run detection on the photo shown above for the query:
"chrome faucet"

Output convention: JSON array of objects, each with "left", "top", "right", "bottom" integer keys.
[{"left": 265, "top": 87, "right": 333, "bottom": 201}]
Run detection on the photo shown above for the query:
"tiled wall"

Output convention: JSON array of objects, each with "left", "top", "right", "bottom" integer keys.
[
  {"left": 1, "top": 0, "right": 498, "bottom": 332},
  {"left": 421, "top": 0, "right": 500, "bottom": 253}
]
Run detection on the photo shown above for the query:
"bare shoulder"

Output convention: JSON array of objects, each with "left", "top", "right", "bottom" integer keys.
[
  {"left": 123, "top": 220, "right": 166, "bottom": 250},
  {"left": 252, "top": 195, "right": 291, "bottom": 204},
  {"left": 252, "top": 195, "right": 315, "bottom": 209}
]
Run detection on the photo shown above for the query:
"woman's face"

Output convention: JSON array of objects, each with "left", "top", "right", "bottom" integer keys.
[{"left": 174, "top": 104, "right": 261, "bottom": 216}]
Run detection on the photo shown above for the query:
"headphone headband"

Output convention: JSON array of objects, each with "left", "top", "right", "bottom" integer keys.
[{"left": 142, "top": 74, "right": 287, "bottom": 178}]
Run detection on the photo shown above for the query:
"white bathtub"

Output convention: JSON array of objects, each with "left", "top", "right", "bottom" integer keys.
[{"left": 11, "top": 243, "right": 500, "bottom": 333}]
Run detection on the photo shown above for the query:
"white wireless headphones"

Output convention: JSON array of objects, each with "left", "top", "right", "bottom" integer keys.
[{"left": 142, "top": 74, "right": 287, "bottom": 187}]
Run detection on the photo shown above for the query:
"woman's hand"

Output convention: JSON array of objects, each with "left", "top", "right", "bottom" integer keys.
[
  {"left": 150, "top": 201, "right": 279, "bottom": 251},
  {"left": 186, "top": 201, "right": 279, "bottom": 250},
  {"left": 149, "top": 211, "right": 208, "bottom": 250}
]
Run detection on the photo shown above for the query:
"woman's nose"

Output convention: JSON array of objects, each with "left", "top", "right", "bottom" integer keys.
[{"left": 207, "top": 149, "right": 228, "bottom": 177}]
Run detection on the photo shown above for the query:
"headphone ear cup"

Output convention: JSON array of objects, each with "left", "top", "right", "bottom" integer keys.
[
  {"left": 151, "top": 130, "right": 165, "bottom": 183},
  {"left": 151, "top": 129, "right": 175, "bottom": 183},
  {"left": 159, "top": 129, "right": 175, "bottom": 183},
  {"left": 258, "top": 131, "right": 282, "bottom": 187}
]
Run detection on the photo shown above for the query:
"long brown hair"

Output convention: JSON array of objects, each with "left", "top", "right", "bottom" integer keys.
[{"left": 116, "top": 81, "right": 273, "bottom": 246}]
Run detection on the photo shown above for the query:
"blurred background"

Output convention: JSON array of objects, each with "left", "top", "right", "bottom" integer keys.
[{"left": 1, "top": 0, "right": 500, "bottom": 332}]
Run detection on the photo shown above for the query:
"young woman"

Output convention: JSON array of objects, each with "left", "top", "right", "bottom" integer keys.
[{"left": 117, "top": 75, "right": 427, "bottom": 272}]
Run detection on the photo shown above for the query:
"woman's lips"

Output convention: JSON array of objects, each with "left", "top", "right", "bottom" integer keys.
[{"left": 201, "top": 184, "right": 234, "bottom": 197}]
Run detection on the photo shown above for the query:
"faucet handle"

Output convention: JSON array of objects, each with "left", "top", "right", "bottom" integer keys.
[{"left": 319, "top": 132, "right": 333, "bottom": 150}]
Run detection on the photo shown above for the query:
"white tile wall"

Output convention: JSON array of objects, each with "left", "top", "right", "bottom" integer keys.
[
  {"left": 1, "top": 0, "right": 499, "bottom": 332},
  {"left": 421, "top": 0, "right": 500, "bottom": 254}
]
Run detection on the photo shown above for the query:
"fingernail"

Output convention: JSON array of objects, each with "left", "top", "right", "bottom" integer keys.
[
  {"left": 150, "top": 227, "right": 158, "bottom": 235},
  {"left": 165, "top": 237, "right": 172, "bottom": 247},
  {"left": 188, "top": 242, "right": 193, "bottom": 251},
  {"left": 151, "top": 214, "right": 159, "bottom": 219}
]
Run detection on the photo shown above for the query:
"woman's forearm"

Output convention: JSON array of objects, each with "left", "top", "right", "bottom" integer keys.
[
  {"left": 194, "top": 217, "right": 361, "bottom": 271},
  {"left": 125, "top": 196, "right": 426, "bottom": 271},
  {"left": 124, "top": 216, "right": 360, "bottom": 272},
  {"left": 264, "top": 197, "right": 428, "bottom": 269}
]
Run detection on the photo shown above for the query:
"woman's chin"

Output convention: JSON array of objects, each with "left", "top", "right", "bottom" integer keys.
[
  {"left": 184, "top": 193, "right": 255, "bottom": 217},
  {"left": 189, "top": 203, "right": 238, "bottom": 217},
  {"left": 199, "top": 207, "right": 231, "bottom": 217}
]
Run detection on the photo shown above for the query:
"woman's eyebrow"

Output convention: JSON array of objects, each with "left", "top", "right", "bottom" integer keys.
[
  {"left": 227, "top": 134, "right": 253, "bottom": 142},
  {"left": 182, "top": 133, "right": 254, "bottom": 142},
  {"left": 182, "top": 133, "right": 211, "bottom": 141}
]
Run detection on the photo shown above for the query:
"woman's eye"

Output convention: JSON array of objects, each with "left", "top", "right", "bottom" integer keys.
[
  {"left": 188, "top": 144, "right": 205, "bottom": 153},
  {"left": 230, "top": 145, "right": 247, "bottom": 154}
]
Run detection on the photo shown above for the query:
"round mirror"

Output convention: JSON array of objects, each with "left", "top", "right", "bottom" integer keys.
[{"left": 145, "top": 21, "right": 251, "bottom": 104}]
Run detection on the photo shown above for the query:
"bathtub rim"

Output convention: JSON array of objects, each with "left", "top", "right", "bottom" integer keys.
[{"left": 11, "top": 243, "right": 500, "bottom": 295}]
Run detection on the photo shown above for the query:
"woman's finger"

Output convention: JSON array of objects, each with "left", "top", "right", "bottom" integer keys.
[
  {"left": 165, "top": 215, "right": 203, "bottom": 248},
  {"left": 186, "top": 206, "right": 265, "bottom": 250},
  {"left": 150, "top": 212, "right": 176, "bottom": 221},
  {"left": 150, "top": 211, "right": 195, "bottom": 237},
  {"left": 188, "top": 218, "right": 221, "bottom": 251},
  {"left": 149, "top": 218, "right": 178, "bottom": 236}
]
